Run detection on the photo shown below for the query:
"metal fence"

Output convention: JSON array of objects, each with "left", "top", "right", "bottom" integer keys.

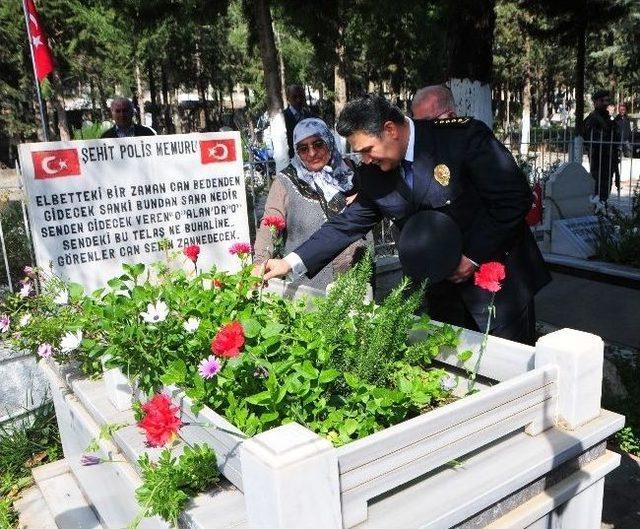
[{"left": 501, "top": 127, "right": 640, "bottom": 215}]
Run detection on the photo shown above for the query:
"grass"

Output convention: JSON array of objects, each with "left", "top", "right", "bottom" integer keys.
[{"left": 0, "top": 403, "right": 61, "bottom": 529}]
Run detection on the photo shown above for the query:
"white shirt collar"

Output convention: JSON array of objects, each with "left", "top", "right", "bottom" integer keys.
[{"left": 405, "top": 117, "right": 415, "bottom": 163}]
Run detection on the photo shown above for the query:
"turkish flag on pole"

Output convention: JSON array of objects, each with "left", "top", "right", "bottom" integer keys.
[{"left": 25, "top": 0, "right": 55, "bottom": 81}]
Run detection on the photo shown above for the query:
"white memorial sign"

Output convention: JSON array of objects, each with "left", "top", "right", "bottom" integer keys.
[
  {"left": 18, "top": 132, "right": 250, "bottom": 291},
  {"left": 551, "top": 215, "right": 600, "bottom": 258}
]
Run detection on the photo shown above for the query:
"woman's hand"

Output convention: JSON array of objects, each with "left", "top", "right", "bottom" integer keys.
[
  {"left": 345, "top": 193, "right": 358, "bottom": 206},
  {"left": 261, "top": 259, "right": 292, "bottom": 281}
]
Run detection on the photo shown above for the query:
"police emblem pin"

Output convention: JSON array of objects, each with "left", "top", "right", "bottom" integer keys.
[{"left": 433, "top": 164, "right": 450, "bottom": 186}]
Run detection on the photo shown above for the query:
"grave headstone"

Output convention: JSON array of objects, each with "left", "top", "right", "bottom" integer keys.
[
  {"left": 551, "top": 215, "right": 600, "bottom": 258},
  {"left": 545, "top": 162, "right": 594, "bottom": 222},
  {"left": 18, "top": 132, "right": 250, "bottom": 291}
]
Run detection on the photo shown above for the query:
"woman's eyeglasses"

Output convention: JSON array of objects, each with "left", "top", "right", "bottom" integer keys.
[{"left": 296, "top": 139, "right": 327, "bottom": 155}]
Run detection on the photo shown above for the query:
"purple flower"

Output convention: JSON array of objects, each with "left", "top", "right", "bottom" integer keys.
[
  {"left": 0, "top": 315, "right": 10, "bottom": 333},
  {"left": 80, "top": 454, "right": 102, "bottom": 466},
  {"left": 198, "top": 355, "right": 221, "bottom": 379},
  {"left": 37, "top": 343, "right": 53, "bottom": 358},
  {"left": 23, "top": 266, "right": 36, "bottom": 277}
]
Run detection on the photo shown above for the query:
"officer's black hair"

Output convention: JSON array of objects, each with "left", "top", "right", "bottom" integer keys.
[{"left": 336, "top": 94, "right": 405, "bottom": 138}]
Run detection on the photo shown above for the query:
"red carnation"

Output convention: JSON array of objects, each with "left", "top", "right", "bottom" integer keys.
[
  {"left": 474, "top": 262, "right": 506, "bottom": 293},
  {"left": 229, "top": 242, "right": 252, "bottom": 256},
  {"left": 137, "top": 393, "right": 182, "bottom": 447},
  {"left": 211, "top": 321, "right": 245, "bottom": 358},
  {"left": 262, "top": 215, "right": 286, "bottom": 233},
  {"left": 183, "top": 245, "right": 200, "bottom": 263}
]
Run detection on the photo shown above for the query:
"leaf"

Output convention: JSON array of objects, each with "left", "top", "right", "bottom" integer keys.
[
  {"left": 245, "top": 391, "right": 271, "bottom": 405},
  {"left": 343, "top": 372, "right": 361, "bottom": 389},
  {"left": 457, "top": 350, "right": 473, "bottom": 363},
  {"left": 296, "top": 361, "right": 319, "bottom": 380},
  {"left": 261, "top": 321, "right": 285, "bottom": 339},
  {"left": 240, "top": 318, "right": 261, "bottom": 338},
  {"left": 160, "top": 359, "right": 187, "bottom": 386},
  {"left": 68, "top": 282, "right": 85, "bottom": 299},
  {"left": 318, "top": 369, "right": 340, "bottom": 384}
]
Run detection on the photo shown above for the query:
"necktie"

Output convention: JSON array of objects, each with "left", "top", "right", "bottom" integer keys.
[{"left": 401, "top": 159, "right": 414, "bottom": 190}]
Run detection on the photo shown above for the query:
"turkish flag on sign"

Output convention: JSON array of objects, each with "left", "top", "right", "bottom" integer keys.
[
  {"left": 25, "top": 0, "right": 55, "bottom": 81},
  {"left": 32, "top": 149, "right": 81, "bottom": 179},
  {"left": 525, "top": 181, "right": 543, "bottom": 226},
  {"left": 200, "top": 139, "right": 237, "bottom": 164}
]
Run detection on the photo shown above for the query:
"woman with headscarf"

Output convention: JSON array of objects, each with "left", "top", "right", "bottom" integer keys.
[{"left": 252, "top": 118, "right": 370, "bottom": 290}]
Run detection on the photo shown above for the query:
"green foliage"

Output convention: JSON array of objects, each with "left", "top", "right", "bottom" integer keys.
[
  {"left": 132, "top": 444, "right": 219, "bottom": 528},
  {"left": 594, "top": 186, "right": 640, "bottom": 268},
  {"left": 0, "top": 404, "right": 62, "bottom": 529},
  {"left": 616, "top": 427, "right": 640, "bottom": 456}
]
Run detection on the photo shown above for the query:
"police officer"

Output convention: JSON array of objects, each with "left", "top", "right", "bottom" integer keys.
[{"left": 262, "top": 95, "right": 550, "bottom": 344}]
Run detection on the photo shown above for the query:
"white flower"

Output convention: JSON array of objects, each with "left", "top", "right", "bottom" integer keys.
[
  {"left": 140, "top": 300, "right": 169, "bottom": 324},
  {"left": 19, "top": 283, "right": 32, "bottom": 298},
  {"left": 60, "top": 330, "right": 83, "bottom": 354},
  {"left": 19, "top": 313, "right": 32, "bottom": 327},
  {"left": 183, "top": 317, "right": 200, "bottom": 333},
  {"left": 440, "top": 375, "right": 457, "bottom": 392},
  {"left": 53, "top": 289, "right": 69, "bottom": 305}
]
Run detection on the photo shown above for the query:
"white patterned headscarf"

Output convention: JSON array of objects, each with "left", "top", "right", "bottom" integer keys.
[{"left": 291, "top": 118, "right": 354, "bottom": 200}]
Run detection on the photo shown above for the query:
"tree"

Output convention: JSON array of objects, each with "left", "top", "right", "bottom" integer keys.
[
  {"left": 445, "top": 0, "right": 496, "bottom": 127},
  {"left": 519, "top": 0, "right": 628, "bottom": 136}
]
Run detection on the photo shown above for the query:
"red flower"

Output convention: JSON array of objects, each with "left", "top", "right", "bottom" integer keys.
[
  {"left": 213, "top": 279, "right": 223, "bottom": 288},
  {"left": 474, "top": 262, "right": 506, "bottom": 293},
  {"left": 229, "top": 242, "right": 252, "bottom": 256},
  {"left": 262, "top": 215, "right": 286, "bottom": 233},
  {"left": 183, "top": 245, "right": 200, "bottom": 263},
  {"left": 211, "top": 321, "right": 245, "bottom": 358},
  {"left": 137, "top": 394, "right": 182, "bottom": 447}
]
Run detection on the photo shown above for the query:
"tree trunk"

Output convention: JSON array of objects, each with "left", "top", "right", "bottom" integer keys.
[
  {"left": 134, "top": 62, "right": 143, "bottom": 124},
  {"left": 148, "top": 62, "right": 159, "bottom": 131},
  {"left": 334, "top": 24, "right": 348, "bottom": 120},
  {"left": 161, "top": 63, "right": 173, "bottom": 134},
  {"left": 250, "top": 0, "right": 287, "bottom": 169},
  {"left": 506, "top": 85, "right": 511, "bottom": 135},
  {"left": 575, "top": 22, "right": 586, "bottom": 136},
  {"left": 520, "top": 37, "right": 532, "bottom": 155},
  {"left": 274, "top": 26, "right": 287, "bottom": 106},
  {"left": 48, "top": 72, "right": 70, "bottom": 140},
  {"left": 446, "top": 0, "right": 495, "bottom": 127}
]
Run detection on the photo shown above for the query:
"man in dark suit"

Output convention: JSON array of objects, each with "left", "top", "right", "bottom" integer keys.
[
  {"left": 101, "top": 97, "right": 156, "bottom": 138},
  {"left": 283, "top": 85, "right": 311, "bottom": 159},
  {"left": 262, "top": 95, "right": 550, "bottom": 344}
]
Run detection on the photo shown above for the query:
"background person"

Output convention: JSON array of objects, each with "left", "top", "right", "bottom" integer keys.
[
  {"left": 411, "top": 85, "right": 457, "bottom": 119},
  {"left": 101, "top": 97, "right": 156, "bottom": 138},
  {"left": 252, "top": 118, "right": 369, "bottom": 290},
  {"left": 283, "top": 85, "right": 311, "bottom": 159}
]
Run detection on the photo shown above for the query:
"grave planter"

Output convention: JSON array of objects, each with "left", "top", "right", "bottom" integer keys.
[{"left": 41, "top": 281, "right": 624, "bottom": 529}]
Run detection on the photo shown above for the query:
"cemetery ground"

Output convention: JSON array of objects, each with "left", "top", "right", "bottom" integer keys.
[{"left": 1, "top": 167, "right": 640, "bottom": 528}]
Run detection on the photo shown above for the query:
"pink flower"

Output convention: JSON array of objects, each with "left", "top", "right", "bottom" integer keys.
[
  {"left": 23, "top": 266, "right": 37, "bottom": 278},
  {"left": 198, "top": 355, "right": 221, "bottom": 379},
  {"left": 229, "top": 242, "right": 252, "bottom": 256},
  {"left": 183, "top": 245, "right": 200, "bottom": 263},
  {"left": 262, "top": 215, "right": 286, "bottom": 233},
  {"left": 80, "top": 454, "right": 102, "bottom": 466},
  {"left": 19, "top": 283, "right": 32, "bottom": 298},
  {"left": 474, "top": 262, "right": 506, "bottom": 293},
  {"left": 37, "top": 343, "right": 53, "bottom": 358},
  {"left": 0, "top": 315, "right": 10, "bottom": 333}
]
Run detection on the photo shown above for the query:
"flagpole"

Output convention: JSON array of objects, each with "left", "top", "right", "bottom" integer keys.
[{"left": 22, "top": 0, "right": 49, "bottom": 142}]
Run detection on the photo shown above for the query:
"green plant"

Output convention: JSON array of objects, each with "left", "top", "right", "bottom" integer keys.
[
  {"left": 0, "top": 403, "right": 62, "bottom": 529},
  {"left": 616, "top": 427, "right": 640, "bottom": 456},
  {"left": 131, "top": 444, "right": 219, "bottom": 528}
]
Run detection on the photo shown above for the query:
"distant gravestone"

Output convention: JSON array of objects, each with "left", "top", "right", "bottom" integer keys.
[
  {"left": 545, "top": 162, "right": 593, "bottom": 222},
  {"left": 551, "top": 215, "right": 600, "bottom": 258}
]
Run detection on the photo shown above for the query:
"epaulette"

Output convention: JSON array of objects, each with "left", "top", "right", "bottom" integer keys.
[{"left": 432, "top": 116, "right": 472, "bottom": 127}]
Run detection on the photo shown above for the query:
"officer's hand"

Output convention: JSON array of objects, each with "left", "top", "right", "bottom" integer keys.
[
  {"left": 448, "top": 255, "right": 477, "bottom": 284},
  {"left": 262, "top": 259, "right": 292, "bottom": 281},
  {"left": 251, "top": 263, "right": 265, "bottom": 278}
]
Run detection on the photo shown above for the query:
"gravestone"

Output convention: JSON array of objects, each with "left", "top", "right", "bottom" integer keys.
[
  {"left": 545, "top": 162, "right": 594, "bottom": 222},
  {"left": 551, "top": 215, "right": 600, "bottom": 258},
  {"left": 18, "top": 132, "right": 250, "bottom": 292}
]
